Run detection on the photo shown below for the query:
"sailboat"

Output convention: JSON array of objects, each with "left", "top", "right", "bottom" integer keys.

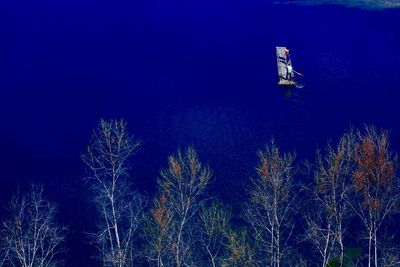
[{"left": 276, "top": 46, "right": 304, "bottom": 88}]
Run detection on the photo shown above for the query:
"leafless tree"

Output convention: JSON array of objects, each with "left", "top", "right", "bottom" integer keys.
[
  {"left": 199, "top": 201, "right": 232, "bottom": 267},
  {"left": 379, "top": 231, "right": 400, "bottom": 267},
  {"left": 146, "top": 194, "right": 173, "bottom": 267},
  {"left": 82, "top": 119, "right": 146, "bottom": 267},
  {"left": 381, "top": 252, "right": 400, "bottom": 267},
  {"left": 222, "top": 229, "right": 257, "bottom": 267},
  {"left": 305, "top": 132, "right": 354, "bottom": 266},
  {"left": 0, "top": 185, "right": 66, "bottom": 267},
  {"left": 348, "top": 126, "right": 399, "bottom": 267},
  {"left": 148, "top": 148, "right": 211, "bottom": 267},
  {"left": 245, "top": 140, "right": 296, "bottom": 267},
  {"left": 0, "top": 248, "right": 8, "bottom": 267}
]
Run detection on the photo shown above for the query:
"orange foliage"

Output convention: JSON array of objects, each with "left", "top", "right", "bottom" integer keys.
[
  {"left": 169, "top": 157, "right": 182, "bottom": 178},
  {"left": 257, "top": 153, "right": 282, "bottom": 182},
  {"left": 153, "top": 194, "right": 172, "bottom": 231},
  {"left": 353, "top": 137, "right": 393, "bottom": 190},
  {"left": 364, "top": 197, "right": 381, "bottom": 211},
  {"left": 353, "top": 133, "right": 394, "bottom": 210}
]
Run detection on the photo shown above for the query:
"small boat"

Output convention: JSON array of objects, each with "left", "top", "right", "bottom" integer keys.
[{"left": 276, "top": 46, "right": 304, "bottom": 87}]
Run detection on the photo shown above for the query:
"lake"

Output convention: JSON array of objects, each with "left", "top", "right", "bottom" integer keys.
[{"left": 1, "top": 0, "right": 399, "bottom": 265}]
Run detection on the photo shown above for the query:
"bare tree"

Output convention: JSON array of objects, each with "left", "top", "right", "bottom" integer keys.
[
  {"left": 348, "top": 126, "right": 398, "bottom": 267},
  {"left": 0, "top": 248, "right": 8, "bottom": 267},
  {"left": 222, "top": 229, "right": 257, "bottom": 267},
  {"left": 381, "top": 252, "right": 400, "bottom": 267},
  {"left": 199, "top": 201, "right": 232, "bottom": 267},
  {"left": 379, "top": 231, "right": 400, "bottom": 267},
  {"left": 148, "top": 148, "right": 211, "bottom": 267},
  {"left": 0, "top": 185, "right": 66, "bottom": 267},
  {"left": 82, "top": 119, "right": 145, "bottom": 267},
  {"left": 245, "top": 140, "right": 296, "bottom": 267},
  {"left": 146, "top": 194, "right": 173, "bottom": 267},
  {"left": 305, "top": 132, "right": 354, "bottom": 266}
]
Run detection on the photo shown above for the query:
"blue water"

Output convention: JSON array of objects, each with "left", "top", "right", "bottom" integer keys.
[{"left": 1, "top": 1, "right": 400, "bottom": 264}]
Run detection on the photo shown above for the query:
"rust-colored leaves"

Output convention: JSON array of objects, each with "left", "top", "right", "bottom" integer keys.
[
  {"left": 153, "top": 194, "right": 172, "bottom": 231},
  {"left": 353, "top": 135, "right": 393, "bottom": 191},
  {"left": 169, "top": 156, "right": 182, "bottom": 178},
  {"left": 353, "top": 129, "right": 394, "bottom": 210},
  {"left": 257, "top": 156, "right": 270, "bottom": 181}
]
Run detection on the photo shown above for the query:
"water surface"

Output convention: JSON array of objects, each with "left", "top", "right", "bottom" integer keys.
[{"left": 1, "top": 1, "right": 400, "bottom": 264}]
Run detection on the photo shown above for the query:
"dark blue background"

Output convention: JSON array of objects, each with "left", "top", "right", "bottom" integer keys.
[{"left": 1, "top": 0, "right": 400, "bottom": 265}]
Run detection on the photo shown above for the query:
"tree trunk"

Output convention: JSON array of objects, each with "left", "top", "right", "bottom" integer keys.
[
  {"left": 368, "top": 229, "right": 372, "bottom": 267},
  {"left": 206, "top": 245, "right": 216, "bottom": 267},
  {"left": 373, "top": 227, "right": 378, "bottom": 267},
  {"left": 176, "top": 221, "right": 184, "bottom": 267},
  {"left": 276, "top": 228, "right": 280, "bottom": 267}
]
